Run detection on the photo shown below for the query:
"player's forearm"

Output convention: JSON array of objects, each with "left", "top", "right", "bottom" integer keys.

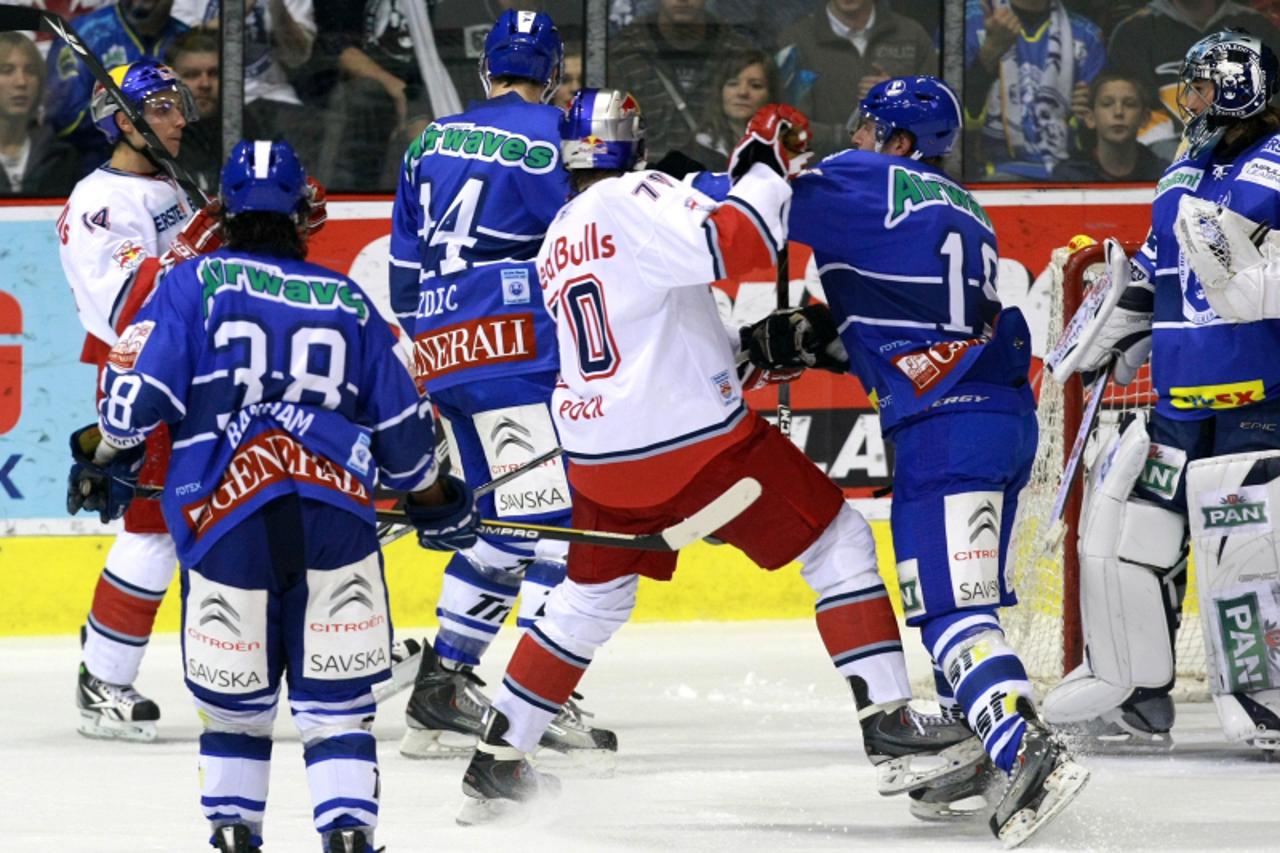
[{"left": 269, "top": 0, "right": 314, "bottom": 68}]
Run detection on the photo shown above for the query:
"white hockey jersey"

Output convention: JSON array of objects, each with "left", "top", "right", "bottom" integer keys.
[
  {"left": 535, "top": 164, "right": 789, "bottom": 505},
  {"left": 56, "top": 166, "right": 192, "bottom": 358}
]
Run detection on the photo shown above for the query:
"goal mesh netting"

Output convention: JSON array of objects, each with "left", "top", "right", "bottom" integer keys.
[{"left": 1001, "top": 241, "right": 1209, "bottom": 700}]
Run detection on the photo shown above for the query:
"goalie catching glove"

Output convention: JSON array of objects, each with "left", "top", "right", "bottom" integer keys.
[
  {"left": 1175, "top": 195, "right": 1280, "bottom": 323},
  {"left": 728, "top": 104, "right": 812, "bottom": 182},
  {"left": 740, "top": 303, "right": 850, "bottom": 374},
  {"left": 66, "top": 424, "right": 146, "bottom": 523}
]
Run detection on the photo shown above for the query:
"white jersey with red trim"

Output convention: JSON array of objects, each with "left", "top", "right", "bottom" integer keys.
[
  {"left": 535, "top": 163, "right": 789, "bottom": 465},
  {"left": 56, "top": 166, "right": 192, "bottom": 349}
]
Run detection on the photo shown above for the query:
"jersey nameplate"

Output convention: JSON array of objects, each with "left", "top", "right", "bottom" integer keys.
[
  {"left": 405, "top": 121, "right": 559, "bottom": 175},
  {"left": 885, "top": 165, "right": 993, "bottom": 231},
  {"left": 198, "top": 257, "right": 369, "bottom": 323}
]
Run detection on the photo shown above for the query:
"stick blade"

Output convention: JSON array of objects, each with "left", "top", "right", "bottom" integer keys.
[
  {"left": 660, "top": 477, "right": 763, "bottom": 549},
  {"left": 0, "top": 5, "right": 48, "bottom": 32}
]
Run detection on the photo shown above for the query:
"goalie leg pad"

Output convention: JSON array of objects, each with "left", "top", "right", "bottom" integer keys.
[{"left": 1187, "top": 451, "right": 1280, "bottom": 739}]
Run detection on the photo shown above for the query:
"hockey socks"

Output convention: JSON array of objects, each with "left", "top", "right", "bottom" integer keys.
[
  {"left": 435, "top": 552, "right": 522, "bottom": 666},
  {"left": 84, "top": 567, "right": 167, "bottom": 684},
  {"left": 923, "top": 611, "right": 1034, "bottom": 773},
  {"left": 304, "top": 732, "right": 380, "bottom": 835},
  {"left": 814, "top": 586, "right": 908, "bottom": 689},
  {"left": 517, "top": 560, "right": 567, "bottom": 628},
  {"left": 199, "top": 732, "right": 272, "bottom": 841},
  {"left": 495, "top": 624, "right": 591, "bottom": 753}
]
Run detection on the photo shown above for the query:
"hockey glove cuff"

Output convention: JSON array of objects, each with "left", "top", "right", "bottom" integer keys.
[
  {"left": 405, "top": 474, "right": 480, "bottom": 552},
  {"left": 162, "top": 199, "right": 224, "bottom": 266},
  {"left": 67, "top": 424, "right": 146, "bottom": 523}
]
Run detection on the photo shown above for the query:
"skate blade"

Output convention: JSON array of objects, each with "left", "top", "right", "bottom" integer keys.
[
  {"left": 997, "top": 759, "right": 1090, "bottom": 849},
  {"left": 1249, "top": 733, "right": 1280, "bottom": 751},
  {"left": 399, "top": 727, "right": 477, "bottom": 759},
  {"left": 909, "top": 793, "right": 992, "bottom": 823},
  {"left": 535, "top": 745, "right": 618, "bottom": 777},
  {"left": 456, "top": 793, "right": 529, "bottom": 827},
  {"left": 877, "top": 737, "right": 986, "bottom": 795},
  {"left": 77, "top": 712, "right": 157, "bottom": 743}
]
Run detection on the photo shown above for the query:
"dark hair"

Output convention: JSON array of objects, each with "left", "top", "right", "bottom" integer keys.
[
  {"left": 1087, "top": 71, "right": 1154, "bottom": 113},
  {"left": 1222, "top": 103, "right": 1280, "bottom": 155},
  {"left": 223, "top": 211, "right": 306, "bottom": 260},
  {"left": 166, "top": 26, "right": 219, "bottom": 64},
  {"left": 698, "top": 50, "right": 780, "bottom": 153}
]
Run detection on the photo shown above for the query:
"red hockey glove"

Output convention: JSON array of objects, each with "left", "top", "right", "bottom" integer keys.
[
  {"left": 161, "top": 199, "right": 224, "bottom": 266},
  {"left": 739, "top": 363, "right": 805, "bottom": 391},
  {"left": 728, "top": 104, "right": 812, "bottom": 183},
  {"left": 304, "top": 176, "right": 328, "bottom": 237}
]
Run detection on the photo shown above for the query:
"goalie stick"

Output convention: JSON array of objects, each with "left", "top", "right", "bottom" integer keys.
[
  {"left": 381, "top": 476, "right": 763, "bottom": 552},
  {"left": 0, "top": 3, "right": 210, "bottom": 208}
]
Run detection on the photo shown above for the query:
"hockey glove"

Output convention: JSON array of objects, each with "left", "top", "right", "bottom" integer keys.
[
  {"left": 740, "top": 304, "right": 850, "bottom": 373},
  {"left": 161, "top": 199, "right": 224, "bottom": 266},
  {"left": 67, "top": 424, "right": 146, "bottom": 524},
  {"left": 404, "top": 474, "right": 480, "bottom": 552},
  {"left": 728, "top": 104, "right": 812, "bottom": 182},
  {"left": 304, "top": 177, "right": 328, "bottom": 237}
]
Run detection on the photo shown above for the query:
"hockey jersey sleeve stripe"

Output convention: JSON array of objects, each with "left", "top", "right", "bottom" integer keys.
[
  {"left": 476, "top": 225, "right": 546, "bottom": 241},
  {"left": 371, "top": 399, "right": 425, "bottom": 433},
  {"left": 172, "top": 431, "right": 218, "bottom": 449},
  {"left": 389, "top": 257, "right": 422, "bottom": 269},
  {"left": 141, "top": 373, "right": 187, "bottom": 416}
]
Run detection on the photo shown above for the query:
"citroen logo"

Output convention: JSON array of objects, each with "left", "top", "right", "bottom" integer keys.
[
  {"left": 968, "top": 501, "right": 999, "bottom": 543},
  {"left": 199, "top": 593, "right": 241, "bottom": 636},
  {"left": 329, "top": 576, "right": 375, "bottom": 616},
  {"left": 490, "top": 418, "right": 535, "bottom": 456}
]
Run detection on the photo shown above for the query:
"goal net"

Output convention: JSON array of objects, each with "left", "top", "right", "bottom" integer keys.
[{"left": 1001, "top": 240, "right": 1209, "bottom": 700}]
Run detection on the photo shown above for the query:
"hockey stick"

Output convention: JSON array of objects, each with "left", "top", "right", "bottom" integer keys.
[
  {"left": 775, "top": 244, "right": 793, "bottom": 438},
  {"left": 0, "top": 3, "right": 210, "bottom": 207},
  {"left": 1043, "top": 365, "right": 1110, "bottom": 548},
  {"left": 382, "top": 476, "right": 762, "bottom": 552}
]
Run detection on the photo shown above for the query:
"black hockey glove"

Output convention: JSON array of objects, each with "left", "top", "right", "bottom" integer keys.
[
  {"left": 740, "top": 304, "right": 850, "bottom": 374},
  {"left": 405, "top": 474, "right": 480, "bottom": 552},
  {"left": 67, "top": 424, "right": 146, "bottom": 523}
]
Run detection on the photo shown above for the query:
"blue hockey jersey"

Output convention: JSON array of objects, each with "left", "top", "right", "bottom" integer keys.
[
  {"left": 98, "top": 249, "right": 439, "bottom": 566},
  {"left": 790, "top": 150, "right": 1034, "bottom": 435},
  {"left": 389, "top": 93, "right": 571, "bottom": 392},
  {"left": 1138, "top": 132, "right": 1280, "bottom": 420}
]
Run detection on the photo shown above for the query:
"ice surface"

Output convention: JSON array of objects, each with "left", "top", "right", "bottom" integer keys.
[{"left": 3, "top": 621, "right": 1276, "bottom": 852}]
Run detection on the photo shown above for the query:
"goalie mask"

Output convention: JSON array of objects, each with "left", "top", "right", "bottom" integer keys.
[
  {"left": 560, "top": 88, "right": 647, "bottom": 172},
  {"left": 90, "top": 58, "right": 197, "bottom": 143},
  {"left": 847, "top": 76, "right": 961, "bottom": 159},
  {"left": 480, "top": 9, "right": 564, "bottom": 103},
  {"left": 1178, "top": 30, "right": 1279, "bottom": 157}
]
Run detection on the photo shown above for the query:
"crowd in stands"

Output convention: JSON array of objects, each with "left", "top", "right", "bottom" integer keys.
[{"left": 6, "top": 0, "right": 1280, "bottom": 195}]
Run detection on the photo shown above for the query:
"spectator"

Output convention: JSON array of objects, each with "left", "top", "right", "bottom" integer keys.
[
  {"left": 46, "top": 0, "right": 188, "bottom": 179},
  {"left": 1107, "top": 0, "right": 1280, "bottom": 160},
  {"left": 172, "top": 0, "right": 318, "bottom": 163},
  {"left": 0, "top": 33, "right": 77, "bottom": 195},
  {"left": 1058, "top": 71, "right": 1168, "bottom": 180},
  {"left": 689, "top": 49, "right": 779, "bottom": 169},
  {"left": 964, "top": 0, "right": 1105, "bottom": 180},
  {"left": 703, "top": 0, "right": 825, "bottom": 49},
  {"left": 165, "top": 27, "right": 220, "bottom": 194},
  {"left": 609, "top": 0, "right": 755, "bottom": 160},
  {"left": 552, "top": 47, "right": 583, "bottom": 109},
  {"left": 777, "top": 1, "right": 937, "bottom": 158}
]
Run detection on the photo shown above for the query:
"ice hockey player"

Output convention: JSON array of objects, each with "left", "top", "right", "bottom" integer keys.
[
  {"left": 1044, "top": 30, "right": 1280, "bottom": 753},
  {"left": 68, "top": 139, "right": 481, "bottom": 853},
  {"left": 389, "top": 9, "right": 613, "bottom": 757},
  {"left": 452, "top": 88, "right": 983, "bottom": 827},
  {"left": 740, "top": 76, "right": 1090, "bottom": 844},
  {"left": 58, "top": 57, "right": 198, "bottom": 742}
]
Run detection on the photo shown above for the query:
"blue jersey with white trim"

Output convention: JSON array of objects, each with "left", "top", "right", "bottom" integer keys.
[
  {"left": 389, "top": 93, "right": 570, "bottom": 392},
  {"left": 99, "top": 248, "right": 438, "bottom": 566},
  {"left": 790, "top": 150, "right": 1033, "bottom": 434},
  {"left": 1140, "top": 132, "right": 1280, "bottom": 419}
]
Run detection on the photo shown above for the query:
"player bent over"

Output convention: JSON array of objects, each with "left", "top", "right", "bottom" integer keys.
[
  {"left": 743, "top": 77, "right": 1090, "bottom": 844},
  {"left": 68, "top": 140, "right": 480, "bottom": 853},
  {"left": 389, "top": 9, "right": 613, "bottom": 758},
  {"left": 1044, "top": 31, "right": 1280, "bottom": 752},
  {"left": 454, "top": 91, "right": 981, "bottom": 826}
]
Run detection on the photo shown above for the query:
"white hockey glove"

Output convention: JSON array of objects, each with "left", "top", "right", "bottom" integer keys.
[
  {"left": 1175, "top": 195, "right": 1280, "bottom": 323},
  {"left": 1047, "top": 238, "right": 1153, "bottom": 387}
]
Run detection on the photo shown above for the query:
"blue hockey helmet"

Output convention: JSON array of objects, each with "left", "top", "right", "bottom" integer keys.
[
  {"left": 1179, "top": 29, "right": 1279, "bottom": 156},
  {"left": 849, "top": 75, "right": 962, "bottom": 159},
  {"left": 480, "top": 9, "right": 563, "bottom": 102},
  {"left": 220, "top": 139, "right": 308, "bottom": 217},
  {"left": 560, "top": 88, "right": 646, "bottom": 172},
  {"left": 90, "top": 58, "right": 196, "bottom": 143}
]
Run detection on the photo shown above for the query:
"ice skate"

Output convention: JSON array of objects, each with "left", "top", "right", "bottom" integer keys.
[
  {"left": 76, "top": 663, "right": 160, "bottom": 742},
  {"left": 990, "top": 698, "right": 1091, "bottom": 848},
  {"left": 538, "top": 691, "right": 619, "bottom": 772},
  {"left": 853, "top": 679, "right": 985, "bottom": 796},
  {"left": 907, "top": 756, "right": 998, "bottom": 822},
  {"left": 323, "top": 826, "right": 379, "bottom": 852},
  {"left": 371, "top": 636, "right": 425, "bottom": 705},
  {"left": 457, "top": 708, "right": 562, "bottom": 826},
  {"left": 212, "top": 823, "right": 260, "bottom": 853},
  {"left": 400, "top": 644, "right": 491, "bottom": 758}
]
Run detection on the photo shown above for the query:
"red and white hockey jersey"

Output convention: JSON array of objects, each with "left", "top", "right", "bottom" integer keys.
[
  {"left": 56, "top": 166, "right": 192, "bottom": 363},
  {"left": 535, "top": 163, "right": 789, "bottom": 506}
]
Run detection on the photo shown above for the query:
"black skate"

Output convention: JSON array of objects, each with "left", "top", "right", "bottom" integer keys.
[
  {"left": 323, "top": 826, "right": 381, "bottom": 852},
  {"left": 212, "top": 823, "right": 261, "bottom": 853},
  {"left": 538, "top": 691, "right": 619, "bottom": 772},
  {"left": 908, "top": 756, "right": 999, "bottom": 822},
  {"left": 853, "top": 679, "right": 985, "bottom": 796},
  {"left": 371, "top": 636, "right": 425, "bottom": 705},
  {"left": 76, "top": 663, "right": 160, "bottom": 742},
  {"left": 400, "top": 644, "right": 491, "bottom": 758},
  {"left": 990, "top": 698, "right": 1090, "bottom": 848},
  {"left": 457, "top": 708, "right": 562, "bottom": 826}
]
